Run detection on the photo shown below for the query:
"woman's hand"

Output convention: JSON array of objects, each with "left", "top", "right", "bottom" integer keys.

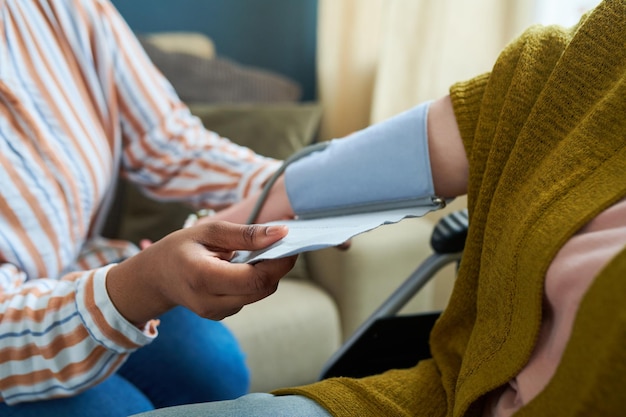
[{"left": 106, "top": 221, "right": 296, "bottom": 327}]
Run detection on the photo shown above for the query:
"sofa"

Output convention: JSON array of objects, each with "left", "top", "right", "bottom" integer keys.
[{"left": 105, "top": 2, "right": 459, "bottom": 393}]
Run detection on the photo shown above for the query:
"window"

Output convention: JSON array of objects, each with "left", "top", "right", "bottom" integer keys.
[{"left": 533, "top": 0, "right": 602, "bottom": 26}]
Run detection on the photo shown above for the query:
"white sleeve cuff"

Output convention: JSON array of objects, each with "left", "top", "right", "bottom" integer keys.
[{"left": 75, "top": 266, "right": 157, "bottom": 353}]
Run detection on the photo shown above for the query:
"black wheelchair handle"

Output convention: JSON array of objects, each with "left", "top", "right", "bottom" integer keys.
[{"left": 430, "top": 209, "right": 469, "bottom": 254}]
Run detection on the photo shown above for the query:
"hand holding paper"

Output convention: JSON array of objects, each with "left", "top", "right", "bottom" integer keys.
[{"left": 232, "top": 204, "right": 441, "bottom": 264}]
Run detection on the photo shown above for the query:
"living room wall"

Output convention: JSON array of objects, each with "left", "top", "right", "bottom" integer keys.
[{"left": 111, "top": 0, "right": 318, "bottom": 101}]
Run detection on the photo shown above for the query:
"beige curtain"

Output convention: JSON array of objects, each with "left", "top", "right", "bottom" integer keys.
[
  {"left": 316, "top": 0, "right": 534, "bottom": 140},
  {"left": 315, "top": 0, "right": 534, "bottom": 313}
]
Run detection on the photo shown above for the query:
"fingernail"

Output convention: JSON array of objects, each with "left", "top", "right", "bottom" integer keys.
[{"left": 265, "top": 225, "right": 286, "bottom": 236}]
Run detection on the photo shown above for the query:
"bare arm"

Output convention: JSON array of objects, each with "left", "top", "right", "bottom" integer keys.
[{"left": 427, "top": 94, "right": 469, "bottom": 198}]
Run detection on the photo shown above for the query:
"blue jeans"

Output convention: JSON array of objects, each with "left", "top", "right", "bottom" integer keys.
[
  {"left": 130, "top": 393, "right": 333, "bottom": 417},
  {"left": 0, "top": 306, "right": 250, "bottom": 416}
]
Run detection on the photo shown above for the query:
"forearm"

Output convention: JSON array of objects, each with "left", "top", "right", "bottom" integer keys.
[{"left": 427, "top": 95, "right": 469, "bottom": 198}]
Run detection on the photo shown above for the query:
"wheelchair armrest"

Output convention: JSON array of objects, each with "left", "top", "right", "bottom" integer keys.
[
  {"left": 430, "top": 208, "right": 468, "bottom": 254},
  {"left": 318, "top": 209, "right": 469, "bottom": 380}
]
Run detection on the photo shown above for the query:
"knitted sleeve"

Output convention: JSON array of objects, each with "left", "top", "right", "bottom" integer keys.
[
  {"left": 272, "top": 360, "right": 447, "bottom": 417},
  {"left": 437, "top": 2, "right": 626, "bottom": 415},
  {"left": 274, "top": 2, "right": 626, "bottom": 416}
]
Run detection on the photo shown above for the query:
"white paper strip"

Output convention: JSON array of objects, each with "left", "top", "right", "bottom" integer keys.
[{"left": 232, "top": 205, "right": 439, "bottom": 264}]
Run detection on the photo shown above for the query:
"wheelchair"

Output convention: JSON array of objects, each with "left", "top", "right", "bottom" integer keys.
[{"left": 319, "top": 208, "right": 468, "bottom": 380}]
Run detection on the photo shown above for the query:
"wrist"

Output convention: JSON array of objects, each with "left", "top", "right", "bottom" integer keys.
[
  {"left": 256, "top": 175, "right": 294, "bottom": 223},
  {"left": 106, "top": 257, "right": 173, "bottom": 327}
]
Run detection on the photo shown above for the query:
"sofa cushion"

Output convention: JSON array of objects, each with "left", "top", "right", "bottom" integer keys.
[
  {"left": 223, "top": 279, "right": 341, "bottom": 392},
  {"left": 139, "top": 36, "right": 302, "bottom": 103},
  {"left": 188, "top": 102, "right": 321, "bottom": 160},
  {"left": 139, "top": 32, "right": 216, "bottom": 59}
]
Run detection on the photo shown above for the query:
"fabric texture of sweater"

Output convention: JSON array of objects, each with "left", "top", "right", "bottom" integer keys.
[{"left": 273, "top": 1, "right": 626, "bottom": 416}]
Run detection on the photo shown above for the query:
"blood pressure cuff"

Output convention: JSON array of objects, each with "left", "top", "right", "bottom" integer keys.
[{"left": 285, "top": 101, "right": 435, "bottom": 219}]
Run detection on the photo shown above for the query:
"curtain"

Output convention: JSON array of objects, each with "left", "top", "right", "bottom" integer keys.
[
  {"left": 316, "top": 0, "right": 533, "bottom": 140},
  {"left": 314, "top": 0, "right": 534, "bottom": 312}
]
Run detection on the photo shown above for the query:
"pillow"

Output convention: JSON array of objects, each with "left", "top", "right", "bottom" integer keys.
[
  {"left": 139, "top": 32, "right": 216, "bottom": 59},
  {"left": 187, "top": 102, "right": 321, "bottom": 159},
  {"left": 113, "top": 103, "right": 322, "bottom": 245},
  {"left": 138, "top": 36, "right": 302, "bottom": 103}
]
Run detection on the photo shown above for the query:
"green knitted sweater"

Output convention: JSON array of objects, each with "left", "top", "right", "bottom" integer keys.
[{"left": 273, "top": 1, "right": 626, "bottom": 416}]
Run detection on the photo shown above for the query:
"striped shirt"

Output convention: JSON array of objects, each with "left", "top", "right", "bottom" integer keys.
[{"left": 0, "top": 0, "right": 279, "bottom": 404}]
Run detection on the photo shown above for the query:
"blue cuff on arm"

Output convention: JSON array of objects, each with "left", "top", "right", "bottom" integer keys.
[{"left": 285, "top": 101, "right": 435, "bottom": 219}]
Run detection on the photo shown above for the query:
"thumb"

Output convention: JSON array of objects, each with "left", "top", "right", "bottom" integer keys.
[{"left": 194, "top": 221, "right": 288, "bottom": 252}]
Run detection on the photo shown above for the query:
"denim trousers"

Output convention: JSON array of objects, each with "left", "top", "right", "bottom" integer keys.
[
  {"left": 130, "top": 393, "right": 333, "bottom": 417},
  {"left": 0, "top": 306, "right": 250, "bottom": 417}
]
